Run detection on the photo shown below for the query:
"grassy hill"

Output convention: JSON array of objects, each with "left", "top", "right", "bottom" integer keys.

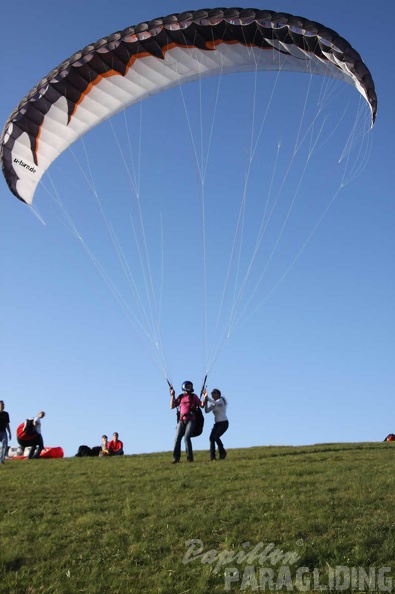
[{"left": 1, "top": 442, "right": 394, "bottom": 594}]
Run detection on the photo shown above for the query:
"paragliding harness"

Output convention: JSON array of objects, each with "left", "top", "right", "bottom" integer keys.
[
  {"left": 16, "top": 419, "right": 39, "bottom": 449},
  {"left": 189, "top": 395, "right": 204, "bottom": 438},
  {"left": 75, "top": 445, "right": 102, "bottom": 457},
  {"left": 168, "top": 377, "right": 206, "bottom": 438},
  {"left": 16, "top": 419, "right": 37, "bottom": 441}
]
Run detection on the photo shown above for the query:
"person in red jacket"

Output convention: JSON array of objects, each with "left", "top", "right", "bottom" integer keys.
[{"left": 107, "top": 432, "right": 124, "bottom": 456}]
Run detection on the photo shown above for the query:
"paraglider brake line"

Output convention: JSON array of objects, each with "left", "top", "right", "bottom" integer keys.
[{"left": 200, "top": 374, "right": 207, "bottom": 397}]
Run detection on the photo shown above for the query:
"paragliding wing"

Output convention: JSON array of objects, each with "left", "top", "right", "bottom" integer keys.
[{"left": 1, "top": 8, "right": 377, "bottom": 205}]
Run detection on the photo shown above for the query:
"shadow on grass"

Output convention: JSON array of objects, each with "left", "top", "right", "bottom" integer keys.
[
  {"left": 0, "top": 555, "right": 28, "bottom": 573},
  {"left": 234, "top": 442, "right": 387, "bottom": 460}
]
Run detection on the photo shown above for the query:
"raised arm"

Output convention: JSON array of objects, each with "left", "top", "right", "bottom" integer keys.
[{"left": 202, "top": 390, "right": 213, "bottom": 412}]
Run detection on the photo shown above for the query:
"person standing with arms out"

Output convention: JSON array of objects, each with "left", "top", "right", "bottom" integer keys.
[
  {"left": 170, "top": 381, "right": 205, "bottom": 463},
  {"left": 28, "top": 411, "right": 45, "bottom": 459},
  {"left": 203, "top": 388, "right": 229, "bottom": 461},
  {"left": 0, "top": 401, "right": 11, "bottom": 464}
]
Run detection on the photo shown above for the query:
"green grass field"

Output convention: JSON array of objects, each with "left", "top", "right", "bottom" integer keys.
[{"left": 0, "top": 442, "right": 394, "bottom": 594}]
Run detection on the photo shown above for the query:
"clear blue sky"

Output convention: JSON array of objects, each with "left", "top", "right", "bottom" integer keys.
[{"left": 1, "top": 0, "right": 394, "bottom": 458}]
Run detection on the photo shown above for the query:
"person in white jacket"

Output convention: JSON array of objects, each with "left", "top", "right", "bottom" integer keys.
[
  {"left": 28, "top": 411, "right": 45, "bottom": 459},
  {"left": 203, "top": 388, "right": 229, "bottom": 461}
]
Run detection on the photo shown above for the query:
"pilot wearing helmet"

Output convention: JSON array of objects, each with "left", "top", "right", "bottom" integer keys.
[{"left": 169, "top": 381, "right": 205, "bottom": 463}]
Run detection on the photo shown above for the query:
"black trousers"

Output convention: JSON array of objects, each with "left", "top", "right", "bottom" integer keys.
[
  {"left": 28, "top": 434, "right": 44, "bottom": 459},
  {"left": 209, "top": 421, "right": 229, "bottom": 459}
]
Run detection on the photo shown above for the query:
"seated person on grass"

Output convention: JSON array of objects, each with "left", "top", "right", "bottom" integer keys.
[{"left": 100, "top": 432, "right": 124, "bottom": 456}]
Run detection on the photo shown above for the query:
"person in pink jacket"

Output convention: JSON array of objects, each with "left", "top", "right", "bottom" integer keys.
[{"left": 170, "top": 381, "right": 205, "bottom": 463}]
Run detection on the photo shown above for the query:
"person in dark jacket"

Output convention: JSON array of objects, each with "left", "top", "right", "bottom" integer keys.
[{"left": 0, "top": 401, "right": 12, "bottom": 464}]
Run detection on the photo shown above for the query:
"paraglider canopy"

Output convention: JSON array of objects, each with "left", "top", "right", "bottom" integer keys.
[
  {"left": 0, "top": 7, "right": 377, "bottom": 384},
  {"left": 1, "top": 7, "right": 376, "bottom": 205}
]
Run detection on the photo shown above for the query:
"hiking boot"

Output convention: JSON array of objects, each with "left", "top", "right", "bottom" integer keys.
[{"left": 219, "top": 450, "right": 227, "bottom": 460}]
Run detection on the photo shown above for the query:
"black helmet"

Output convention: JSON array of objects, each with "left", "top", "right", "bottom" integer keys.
[{"left": 182, "top": 381, "right": 194, "bottom": 393}]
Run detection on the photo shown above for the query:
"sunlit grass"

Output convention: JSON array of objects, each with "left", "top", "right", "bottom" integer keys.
[{"left": 0, "top": 442, "right": 394, "bottom": 593}]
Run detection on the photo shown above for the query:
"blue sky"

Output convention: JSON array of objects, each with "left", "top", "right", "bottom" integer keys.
[{"left": 1, "top": 0, "right": 394, "bottom": 458}]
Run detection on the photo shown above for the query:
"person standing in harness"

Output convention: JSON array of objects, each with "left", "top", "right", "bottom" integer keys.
[{"left": 170, "top": 381, "right": 205, "bottom": 463}]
